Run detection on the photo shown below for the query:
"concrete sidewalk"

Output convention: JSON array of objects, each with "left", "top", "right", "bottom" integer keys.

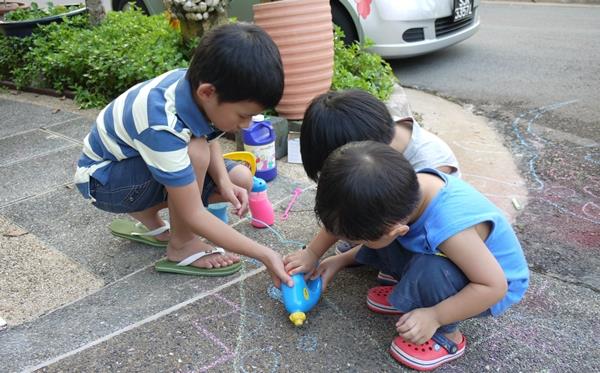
[{"left": 1, "top": 87, "right": 598, "bottom": 372}]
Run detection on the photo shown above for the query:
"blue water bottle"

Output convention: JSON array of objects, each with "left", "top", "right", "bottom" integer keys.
[
  {"left": 281, "top": 273, "right": 323, "bottom": 326},
  {"left": 242, "top": 115, "right": 277, "bottom": 181}
]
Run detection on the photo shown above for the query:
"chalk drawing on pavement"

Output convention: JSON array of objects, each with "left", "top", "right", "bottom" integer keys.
[
  {"left": 452, "top": 140, "right": 506, "bottom": 154},
  {"left": 511, "top": 100, "right": 600, "bottom": 225}
]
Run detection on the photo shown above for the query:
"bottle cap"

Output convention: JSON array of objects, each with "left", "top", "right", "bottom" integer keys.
[
  {"left": 252, "top": 114, "right": 265, "bottom": 122},
  {"left": 251, "top": 176, "right": 267, "bottom": 192}
]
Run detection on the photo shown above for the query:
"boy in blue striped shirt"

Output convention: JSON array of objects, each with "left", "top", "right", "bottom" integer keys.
[{"left": 74, "top": 23, "right": 293, "bottom": 287}]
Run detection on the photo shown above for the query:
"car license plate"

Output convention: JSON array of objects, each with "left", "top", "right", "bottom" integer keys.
[{"left": 453, "top": 0, "right": 473, "bottom": 22}]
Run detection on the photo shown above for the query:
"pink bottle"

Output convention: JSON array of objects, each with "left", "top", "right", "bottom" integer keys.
[{"left": 249, "top": 176, "right": 274, "bottom": 228}]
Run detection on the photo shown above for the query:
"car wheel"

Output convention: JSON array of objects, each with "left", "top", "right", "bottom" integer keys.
[
  {"left": 116, "top": 0, "right": 149, "bottom": 14},
  {"left": 330, "top": 0, "right": 358, "bottom": 45}
]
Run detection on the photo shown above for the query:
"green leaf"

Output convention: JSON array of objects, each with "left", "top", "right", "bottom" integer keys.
[{"left": 331, "top": 26, "right": 397, "bottom": 101}]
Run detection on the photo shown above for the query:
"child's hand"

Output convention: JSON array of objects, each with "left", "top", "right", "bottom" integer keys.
[
  {"left": 219, "top": 182, "right": 249, "bottom": 217},
  {"left": 263, "top": 250, "right": 294, "bottom": 288},
  {"left": 308, "top": 255, "right": 344, "bottom": 291},
  {"left": 395, "top": 307, "right": 441, "bottom": 345},
  {"left": 283, "top": 248, "right": 319, "bottom": 275}
]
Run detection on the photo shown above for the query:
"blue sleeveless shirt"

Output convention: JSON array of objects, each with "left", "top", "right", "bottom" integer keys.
[{"left": 397, "top": 169, "right": 529, "bottom": 316}]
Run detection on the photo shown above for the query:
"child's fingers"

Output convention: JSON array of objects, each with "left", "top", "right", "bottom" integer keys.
[
  {"left": 312, "top": 265, "right": 326, "bottom": 281},
  {"left": 232, "top": 200, "right": 243, "bottom": 216},
  {"left": 396, "top": 312, "right": 410, "bottom": 325},
  {"left": 283, "top": 272, "right": 294, "bottom": 287},
  {"left": 237, "top": 188, "right": 248, "bottom": 205},
  {"left": 269, "top": 272, "right": 281, "bottom": 289},
  {"left": 416, "top": 336, "right": 428, "bottom": 346},
  {"left": 321, "top": 271, "right": 333, "bottom": 290},
  {"left": 237, "top": 198, "right": 248, "bottom": 216},
  {"left": 232, "top": 187, "right": 248, "bottom": 216},
  {"left": 283, "top": 252, "right": 298, "bottom": 262},
  {"left": 289, "top": 263, "right": 310, "bottom": 276},
  {"left": 271, "top": 267, "right": 293, "bottom": 288},
  {"left": 399, "top": 330, "right": 418, "bottom": 344},
  {"left": 396, "top": 315, "right": 412, "bottom": 333},
  {"left": 396, "top": 322, "right": 411, "bottom": 334},
  {"left": 284, "top": 260, "right": 297, "bottom": 272}
]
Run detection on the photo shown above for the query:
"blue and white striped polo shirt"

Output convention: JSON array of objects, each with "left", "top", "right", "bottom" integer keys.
[{"left": 74, "top": 68, "right": 219, "bottom": 189}]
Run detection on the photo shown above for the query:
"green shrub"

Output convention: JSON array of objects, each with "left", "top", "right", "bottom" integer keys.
[
  {"left": 4, "top": 17, "right": 396, "bottom": 109},
  {"left": 331, "top": 26, "right": 397, "bottom": 101},
  {"left": 0, "top": 35, "right": 33, "bottom": 81},
  {"left": 13, "top": 9, "right": 189, "bottom": 108},
  {"left": 3, "top": 2, "right": 84, "bottom": 22}
]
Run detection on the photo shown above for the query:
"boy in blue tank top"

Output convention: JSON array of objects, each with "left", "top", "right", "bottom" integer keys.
[
  {"left": 284, "top": 89, "right": 460, "bottom": 285},
  {"left": 299, "top": 141, "right": 529, "bottom": 371}
]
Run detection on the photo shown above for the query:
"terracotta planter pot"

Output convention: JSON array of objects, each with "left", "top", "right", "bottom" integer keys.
[
  {"left": 253, "top": 0, "right": 333, "bottom": 120},
  {"left": 0, "top": 1, "right": 29, "bottom": 17},
  {"left": 0, "top": 7, "right": 87, "bottom": 37}
]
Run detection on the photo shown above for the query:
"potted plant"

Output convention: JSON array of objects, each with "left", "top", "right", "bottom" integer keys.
[
  {"left": 0, "top": 1, "right": 87, "bottom": 37},
  {"left": 252, "top": 0, "right": 334, "bottom": 120},
  {"left": 0, "top": 0, "right": 29, "bottom": 17}
]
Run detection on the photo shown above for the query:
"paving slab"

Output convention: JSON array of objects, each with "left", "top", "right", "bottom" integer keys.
[
  {"left": 0, "top": 172, "right": 311, "bottom": 280},
  {"left": 0, "top": 216, "right": 103, "bottom": 327},
  {"left": 0, "top": 146, "right": 81, "bottom": 207},
  {"left": 0, "top": 187, "right": 165, "bottom": 282},
  {"left": 22, "top": 270, "right": 600, "bottom": 373},
  {"left": 1, "top": 85, "right": 597, "bottom": 373},
  {"left": 0, "top": 188, "right": 318, "bottom": 373},
  {"left": 405, "top": 88, "right": 527, "bottom": 223},
  {"left": 43, "top": 116, "right": 94, "bottom": 144},
  {"left": 0, "top": 129, "right": 75, "bottom": 168},
  {"left": 0, "top": 98, "right": 81, "bottom": 139}
]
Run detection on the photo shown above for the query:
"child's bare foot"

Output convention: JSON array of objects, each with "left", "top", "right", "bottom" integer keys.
[
  {"left": 139, "top": 223, "right": 169, "bottom": 242},
  {"left": 151, "top": 228, "right": 170, "bottom": 242},
  {"left": 130, "top": 213, "right": 170, "bottom": 241},
  {"left": 444, "top": 330, "right": 463, "bottom": 345},
  {"left": 166, "top": 237, "right": 240, "bottom": 268}
]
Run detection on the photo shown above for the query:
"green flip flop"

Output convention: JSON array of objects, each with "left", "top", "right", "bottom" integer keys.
[
  {"left": 155, "top": 247, "right": 243, "bottom": 277},
  {"left": 110, "top": 219, "right": 169, "bottom": 248}
]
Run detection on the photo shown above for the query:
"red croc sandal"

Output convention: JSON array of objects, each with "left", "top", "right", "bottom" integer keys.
[
  {"left": 366, "top": 286, "right": 403, "bottom": 315},
  {"left": 389, "top": 333, "right": 467, "bottom": 371}
]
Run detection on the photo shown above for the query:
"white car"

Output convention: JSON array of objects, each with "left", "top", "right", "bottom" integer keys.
[{"left": 108, "top": 0, "right": 480, "bottom": 59}]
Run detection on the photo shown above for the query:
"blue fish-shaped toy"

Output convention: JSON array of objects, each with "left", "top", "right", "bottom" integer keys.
[{"left": 281, "top": 273, "right": 322, "bottom": 326}]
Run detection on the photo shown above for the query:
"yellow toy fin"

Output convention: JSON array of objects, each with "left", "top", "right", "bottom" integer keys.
[
  {"left": 289, "top": 311, "right": 306, "bottom": 326},
  {"left": 223, "top": 151, "right": 257, "bottom": 176}
]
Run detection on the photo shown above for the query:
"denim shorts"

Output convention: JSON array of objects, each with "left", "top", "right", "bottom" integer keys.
[
  {"left": 76, "top": 157, "right": 238, "bottom": 213},
  {"left": 356, "top": 240, "right": 492, "bottom": 333}
]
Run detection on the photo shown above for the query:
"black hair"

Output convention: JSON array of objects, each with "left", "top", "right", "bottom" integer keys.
[
  {"left": 186, "top": 22, "right": 284, "bottom": 109},
  {"left": 315, "top": 141, "right": 420, "bottom": 241},
  {"left": 300, "top": 89, "right": 395, "bottom": 182}
]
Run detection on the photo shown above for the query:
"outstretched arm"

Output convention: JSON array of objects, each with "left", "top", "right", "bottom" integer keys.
[
  {"left": 168, "top": 137, "right": 291, "bottom": 287},
  {"left": 283, "top": 227, "right": 339, "bottom": 275},
  {"left": 310, "top": 244, "right": 361, "bottom": 290},
  {"left": 167, "top": 182, "right": 292, "bottom": 287}
]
